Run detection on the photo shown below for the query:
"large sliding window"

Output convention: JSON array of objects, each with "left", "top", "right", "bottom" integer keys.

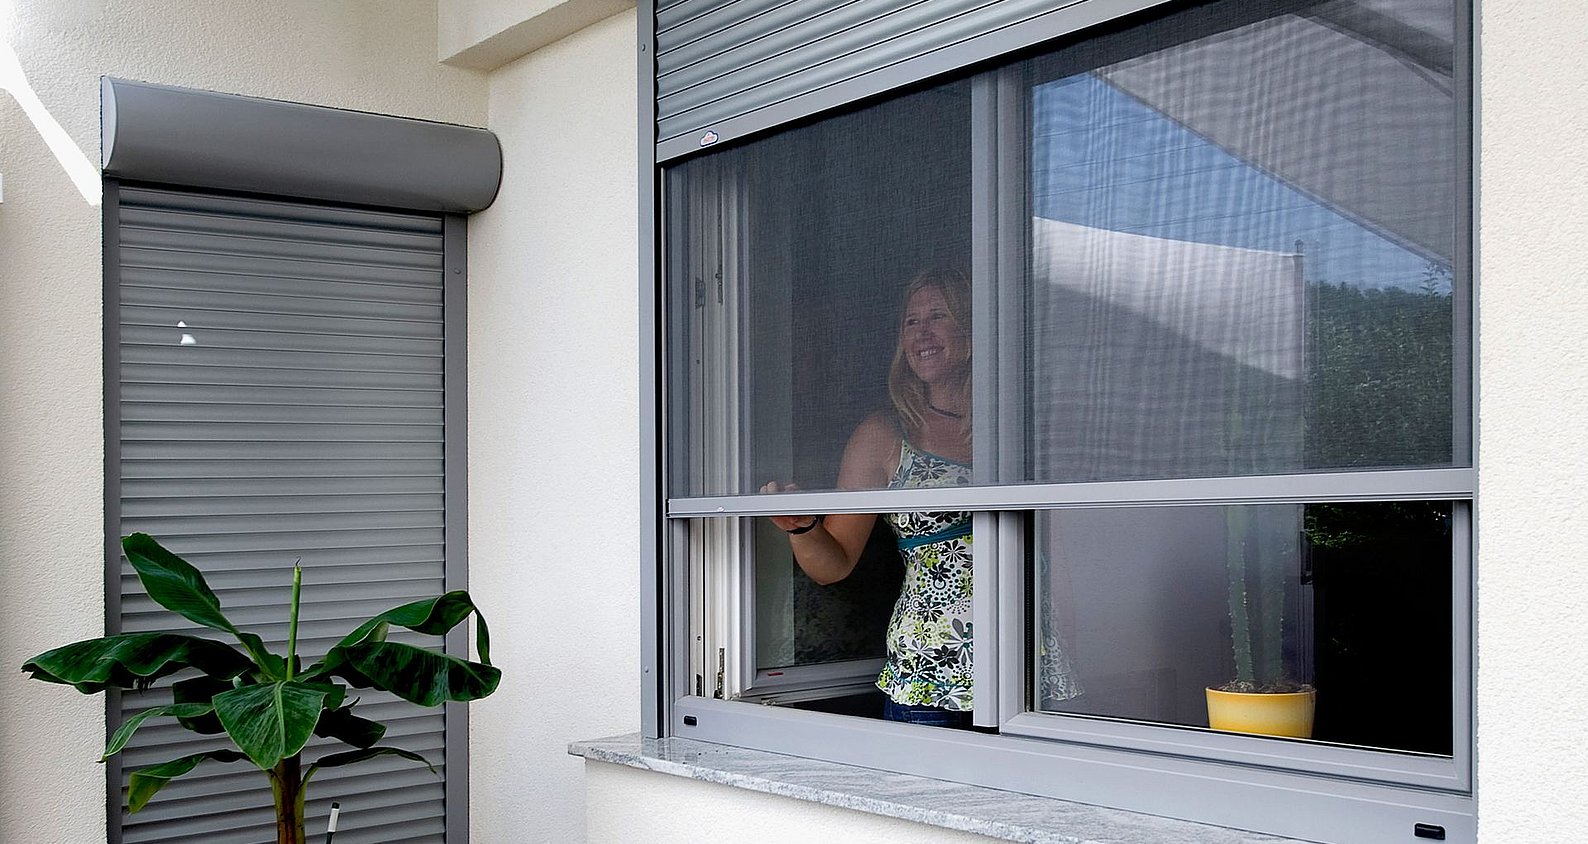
[{"left": 649, "top": 0, "right": 1471, "bottom": 840}]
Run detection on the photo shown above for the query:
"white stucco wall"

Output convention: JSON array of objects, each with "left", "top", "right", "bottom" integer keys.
[
  {"left": 1473, "top": 0, "right": 1588, "bottom": 839},
  {"left": 0, "top": 2, "right": 484, "bottom": 842},
  {"left": 465, "top": 10, "right": 640, "bottom": 843}
]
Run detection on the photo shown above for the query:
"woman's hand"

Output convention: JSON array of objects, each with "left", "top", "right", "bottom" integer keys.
[
  {"left": 759, "top": 479, "right": 877, "bottom": 585},
  {"left": 759, "top": 481, "right": 818, "bottom": 532}
]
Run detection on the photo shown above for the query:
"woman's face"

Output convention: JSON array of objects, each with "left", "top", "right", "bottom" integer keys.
[{"left": 899, "top": 285, "right": 969, "bottom": 385}]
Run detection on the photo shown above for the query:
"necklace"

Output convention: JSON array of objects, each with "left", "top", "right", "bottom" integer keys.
[{"left": 927, "top": 402, "right": 963, "bottom": 419}]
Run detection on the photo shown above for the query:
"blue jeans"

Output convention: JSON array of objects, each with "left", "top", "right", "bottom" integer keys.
[{"left": 883, "top": 699, "right": 973, "bottom": 729}]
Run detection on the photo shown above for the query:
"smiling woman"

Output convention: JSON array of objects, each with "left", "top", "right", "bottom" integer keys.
[{"left": 759, "top": 269, "right": 998, "bottom": 726}]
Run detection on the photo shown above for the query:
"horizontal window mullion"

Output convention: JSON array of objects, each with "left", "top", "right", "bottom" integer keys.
[{"left": 667, "top": 467, "right": 1475, "bottom": 516}]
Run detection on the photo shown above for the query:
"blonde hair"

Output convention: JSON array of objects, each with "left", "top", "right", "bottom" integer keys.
[{"left": 887, "top": 268, "right": 972, "bottom": 437}]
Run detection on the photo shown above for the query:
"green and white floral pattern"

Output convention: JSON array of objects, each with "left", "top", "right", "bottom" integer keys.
[
  {"left": 875, "top": 439, "right": 1083, "bottom": 712},
  {"left": 876, "top": 440, "right": 976, "bottom": 711}
]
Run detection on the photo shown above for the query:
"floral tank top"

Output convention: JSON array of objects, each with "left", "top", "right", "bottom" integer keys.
[
  {"left": 873, "top": 438, "right": 1084, "bottom": 712},
  {"left": 875, "top": 438, "right": 975, "bottom": 711}
]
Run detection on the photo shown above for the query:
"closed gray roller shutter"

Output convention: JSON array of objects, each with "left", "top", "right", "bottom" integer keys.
[
  {"left": 110, "top": 185, "right": 457, "bottom": 844},
  {"left": 654, "top": 0, "right": 1153, "bottom": 155}
]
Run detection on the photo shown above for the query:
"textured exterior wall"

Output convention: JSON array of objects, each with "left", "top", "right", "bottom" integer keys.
[
  {"left": 0, "top": 2, "right": 484, "bottom": 842},
  {"left": 466, "top": 10, "right": 640, "bottom": 843},
  {"left": 1474, "top": 0, "right": 1588, "bottom": 839}
]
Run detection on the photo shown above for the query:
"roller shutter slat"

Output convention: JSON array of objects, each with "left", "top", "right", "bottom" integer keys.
[
  {"left": 123, "top": 475, "right": 444, "bottom": 496},
  {"left": 122, "top": 362, "right": 443, "bottom": 392},
  {"left": 119, "top": 187, "right": 445, "bottom": 232},
  {"left": 121, "top": 491, "right": 444, "bottom": 517},
  {"left": 118, "top": 206, "right": 443, "bottom": 251},
  {"left": 121, "top": 350, "right": 442, "bottom": 377},
  {"left": 118, "top": 227, "right": 443, "bottom": 271},
  {"left": 122, "top": 325, "right": 443, "bottom": 358},
  {"left": 119, "top": 257, "right": 444, "bottom": 294},
  {"left": 124, "top": 304, "right": 442, "bottom": 338},
  {"left": 121, "top": 402, "right": 443, "bottom": 426},
  {"left": 121, "top": 383, "right": 439, "bottom": 408}
]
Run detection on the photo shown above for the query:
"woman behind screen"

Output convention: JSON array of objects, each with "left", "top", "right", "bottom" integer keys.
[{"left": 764, "top": 268, "right": 983, "bottom": 727}]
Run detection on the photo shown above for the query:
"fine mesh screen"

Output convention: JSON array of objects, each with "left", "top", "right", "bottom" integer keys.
[
  {"left": 668, "top": 0, "right": 1462, "bottom": 497},
  {"left": 1027, "top": 0, "right": 1459, "bottom": 483},
  {"left": 667, "top": 81, "right": 973, "bottom": 500},
  {"left": 666, "top": 83, "right": 972, "bottom": 678}
]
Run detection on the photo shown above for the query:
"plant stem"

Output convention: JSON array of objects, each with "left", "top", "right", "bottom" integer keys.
[
  {"left": 272, "top": 755, "right": 307, "bottom": 844},
  {"left": 286, "top": 563, "right": 302, "bottom": 681}
]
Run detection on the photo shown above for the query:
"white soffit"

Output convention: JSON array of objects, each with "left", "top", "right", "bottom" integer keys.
[{"left": 439, "top": 0, "right": 636, "bottom": 71}]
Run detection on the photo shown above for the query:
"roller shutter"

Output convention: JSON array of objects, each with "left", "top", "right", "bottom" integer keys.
[
  {"left": 651, "top": 0, "right": 1164, "bottom": 158},
  {"left": 108, "top": 185, "right": 460, "bottom": 844}
]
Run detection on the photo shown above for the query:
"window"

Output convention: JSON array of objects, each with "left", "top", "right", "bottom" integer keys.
[{"left": 644, "top": 0, "right": 1472, "bottom": 839}]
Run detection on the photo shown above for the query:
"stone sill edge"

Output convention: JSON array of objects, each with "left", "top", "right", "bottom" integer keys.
[{"left": 568, "top": 733, "right": 1302, "bottom": 844}]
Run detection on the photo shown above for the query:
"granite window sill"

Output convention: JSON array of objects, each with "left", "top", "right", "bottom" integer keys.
[{"left": 569, "top": 733, "right": 1306, "bottom": 844}]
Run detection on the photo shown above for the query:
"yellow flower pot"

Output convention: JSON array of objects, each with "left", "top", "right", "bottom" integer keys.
[{"left": 1205, "top": 687, "right": 1316, "bottom": 739}]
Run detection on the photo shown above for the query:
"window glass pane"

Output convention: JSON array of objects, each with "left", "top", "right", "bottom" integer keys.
[
  {"left": 1024, "top": 0, "right": 1462, "bottom": 483},
  {"left": 666, "top": 83, "right": 973, "bottom": 499},
  {"left": 686, "top": 515, "right": 898, "bottom": 710},
  {"left": 1036, "top": 501, "right": 1454, "bottom": 756},
  {"left": 753, "top": 516, "right": 896, "bottom": 671}
]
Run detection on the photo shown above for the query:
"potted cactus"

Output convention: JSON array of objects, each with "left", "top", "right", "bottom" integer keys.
[
  {"left": 1205, "top": 507, "right": 1315, "bottom": 738},
  {"left": 21, "top": 533, "right": 499, "bottom": 844}
]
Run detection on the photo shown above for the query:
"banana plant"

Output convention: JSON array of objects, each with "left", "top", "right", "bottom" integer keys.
[{"left": 20, "top": 533, "right": 499, "bottom": 844}]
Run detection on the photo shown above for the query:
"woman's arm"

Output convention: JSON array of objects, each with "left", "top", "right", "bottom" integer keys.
[{"left": 764, "top": 413, "right": 897, "bottom": 585}]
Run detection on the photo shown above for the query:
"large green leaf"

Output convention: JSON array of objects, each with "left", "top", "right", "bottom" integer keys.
[
  {"left": 122, "top": 533, "right": 235, "bottom": 633},
  {"left": 314, "top": 704, "right": 385, "bottom": 749},
  {"left": 103, "top": 703, "right": 213, "bottom": 759},
  {"left": 122, "top": 533, "right": 284, "bottom": 676},
  {"left": 170, "top": 676, "right": 230, "bottom": 734},
  {"left": 305, "top": 746, "right": 433, "bottom": 785},
  {"left": 300, "top": 679, "right": 346, "bottom": 713},
  {"left": 21, "top": 633, "right": 251, "bottom": 693},
  {"left": 127, "top": 750, "right": 246, "bottom": 812},
  {"left": 329, "top": 591, "right": 493, "bottom": 664},
  {"left": 213, "top": 681, "right": 329, "bottom": 770},
  {"left": 331, "top": 640, "right": 500, "bottom": 706}
]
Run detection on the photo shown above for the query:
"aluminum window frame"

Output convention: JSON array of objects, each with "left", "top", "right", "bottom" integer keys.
[{"left": 639, "top": 0, "right": 1479, "bottom": 840}]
